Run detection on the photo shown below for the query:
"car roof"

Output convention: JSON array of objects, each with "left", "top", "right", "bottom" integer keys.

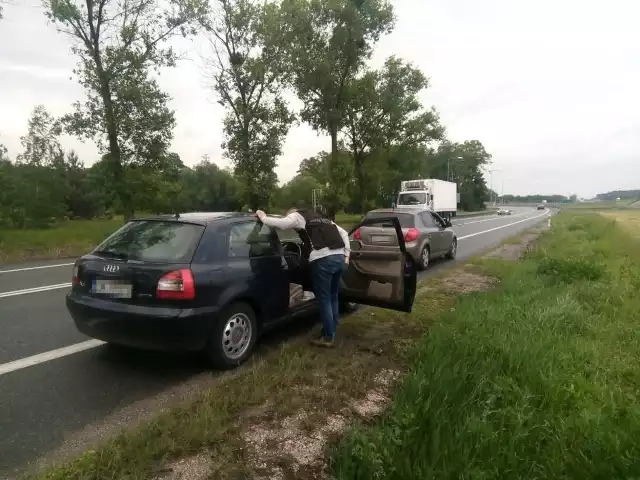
[
  {"left": 366, "top": 208, "right": 423, "bottom": 215},
  {"left": 133, "top": 212, "right": 257, "bottom": 226}
]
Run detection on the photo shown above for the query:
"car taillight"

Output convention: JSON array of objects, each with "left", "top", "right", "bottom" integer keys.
[
  {"left": 353, "top": 228, "right": 361, "bottom": 240},
  {"left": 404, "top": 228, "right": 420, "bottom": 242},
  {"left": 72, "top": 264, "right": 79, "bottom": 285},
  {"left": 156, "top": 269, "right": 195, "bottom": 300}
]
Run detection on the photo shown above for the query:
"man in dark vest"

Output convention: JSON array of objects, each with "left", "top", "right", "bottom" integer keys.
[{"left": 256, "top": 205, "right": 350, "bottom": 347}]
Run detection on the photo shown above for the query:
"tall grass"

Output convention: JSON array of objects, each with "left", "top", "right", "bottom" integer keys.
[{"left": 331, "top": 212, "right": 640, "bottom": 479}]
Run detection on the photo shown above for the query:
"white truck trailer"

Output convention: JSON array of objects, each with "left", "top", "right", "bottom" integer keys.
[{"left": 396, "top": 179, "right": 458, "bottom": 219}]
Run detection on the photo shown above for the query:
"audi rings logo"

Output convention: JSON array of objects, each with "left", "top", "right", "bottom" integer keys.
[{"left": 103, "top": 264, "right": 120, "bottom": 273}]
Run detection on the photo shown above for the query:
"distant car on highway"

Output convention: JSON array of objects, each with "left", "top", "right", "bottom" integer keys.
[
  {"left": 352, "top": 207, "right": 457, "bottom": 271},
  {"left": 537, "top": 204, "right": 545, "bottom": 210},
  {"left": 65, "top": 212, "right": 417, "bottom": 369},
  {"left": 497, "top": 208, "right": 512, "bottom": 215}
]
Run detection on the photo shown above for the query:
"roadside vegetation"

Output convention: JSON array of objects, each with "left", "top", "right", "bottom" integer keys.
[
  {"left": 331, "top": 210, "right": 640, "bottom": 479},
  {"left": 29, "top": 209, "right": 640, "bottom": 479}
]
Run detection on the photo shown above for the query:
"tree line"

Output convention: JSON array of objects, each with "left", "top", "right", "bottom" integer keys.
[
  {"left": 500, "top": 194, "right": 577, "bottom": 204},
  {"left": 0, "top": 0, "right": 493, "bottom": 228}
]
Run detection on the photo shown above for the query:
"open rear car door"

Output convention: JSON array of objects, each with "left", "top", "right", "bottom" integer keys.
[{"left": 339, "top": 216, "right": 417, "bottom": 312}]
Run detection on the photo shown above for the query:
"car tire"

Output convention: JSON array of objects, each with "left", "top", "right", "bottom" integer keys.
[
  {"left": 446, "top": 238, "right": 457, "bottom": 259},
  {"left": 418, "top": 245, "right": 430, "bottom": 270},
  {"left": 206, "top": 302, "right": 258, "bottom": 370}
]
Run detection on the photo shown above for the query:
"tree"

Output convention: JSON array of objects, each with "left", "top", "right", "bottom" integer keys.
[
  {"left": 45, "top": 0, "right": 208, "bottom": 219},
  {"left": 342, "top": 56, "right": 444, "bottom": 211},
  {"left": 0, "top": 0, "right": 10, "bottom": 20},
  {"left": 0, "top": 142, "right": 9, "bottom": 162},
  {"left": 177, "top": 158, "right": 243, "bottom": 212},
  {"left": 7, "top": 106, "right": 68, "bottom": 225},
  {"left": 16, "top": 105, "right": 63, "bottom": 166},
  {"left": 62, "top": 150, "right": 105, "bottom": 219},
  {"left": 296, "top": 149, "right": 354, "bottom": 215},
  {"left": 274, "top": 174, "right": 322, "bottom": 211},
  {"left": 204, "top": 0, "right": 294, "bottom": 210},
  {"left": 277, "top": 0, "right": 394, "bottom": 217},
  {"left": 442, "top": 140, "right": 492, "bottom": 211}
]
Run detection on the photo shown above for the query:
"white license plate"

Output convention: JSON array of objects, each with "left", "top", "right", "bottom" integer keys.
[
  {"left": 92, "top": 279, "right": 132, "bottom": 298},
  {"left": 371, "top": 235, "right": 392, "bottom": 243}
]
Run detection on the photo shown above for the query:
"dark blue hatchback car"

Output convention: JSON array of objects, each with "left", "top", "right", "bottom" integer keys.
[{"left": 66, "top": 212, "right": 417, "bottom": 369}]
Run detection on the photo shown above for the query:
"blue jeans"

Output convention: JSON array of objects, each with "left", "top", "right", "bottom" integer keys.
[{"left": 311, "top": 254, "right": 345, "bottom": 340}]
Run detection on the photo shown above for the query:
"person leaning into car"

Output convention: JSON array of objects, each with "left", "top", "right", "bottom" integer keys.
[{"left": 255, "top": 206, "right": 350, "bottom": 347}]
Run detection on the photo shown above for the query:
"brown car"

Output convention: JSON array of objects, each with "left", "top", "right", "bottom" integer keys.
[{"left": 351, "top": 208, "right": 457, "bottom": 270}]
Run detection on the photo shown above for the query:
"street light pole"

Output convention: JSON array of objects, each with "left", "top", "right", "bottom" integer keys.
[
  {"left": 449, "top": 156, "right": 463, "bottom": 182},
  {"left": 489, "top": 169, "right": 501, "bottom": 204}
]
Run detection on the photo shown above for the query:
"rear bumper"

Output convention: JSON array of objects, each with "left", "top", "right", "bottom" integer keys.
[{"left": 66, "top": 292, "right": 218, "bottom": 352}]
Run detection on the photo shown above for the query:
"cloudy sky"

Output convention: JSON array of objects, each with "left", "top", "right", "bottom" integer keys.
[{"left": 1, "top": 0, "right": 638, "bottom": 198}]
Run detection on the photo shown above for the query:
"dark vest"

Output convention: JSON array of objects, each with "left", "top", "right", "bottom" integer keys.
[{"left": 296, "top": 209, "right": 345, "bottom": 251}]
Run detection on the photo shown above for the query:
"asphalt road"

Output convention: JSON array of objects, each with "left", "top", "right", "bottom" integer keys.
[{"left": 0, "top": 207, "right": 552, "bottom": 477}]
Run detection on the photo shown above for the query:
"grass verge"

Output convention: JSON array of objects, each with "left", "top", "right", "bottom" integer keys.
[
  {"left": 330, "top": 211, "right": 640, "bottom": 479},
  {"left": 0, "top": 218, "right": 123, "bottom": 264},
  {"left": 0, "top": 213, "right": 363, "bottom": 265}
]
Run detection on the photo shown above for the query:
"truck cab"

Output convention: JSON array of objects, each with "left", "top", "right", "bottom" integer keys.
[{"left": 396, "top": 179, "right": 458, "bottom": 220}]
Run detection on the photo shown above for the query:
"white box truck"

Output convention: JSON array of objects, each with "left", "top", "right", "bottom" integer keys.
[{"left": 396, "top": 179, "right": 458, "bottom": 219}]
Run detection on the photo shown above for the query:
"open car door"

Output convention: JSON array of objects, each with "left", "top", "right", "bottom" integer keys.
[{"left": 339, "top": 216, "right": 417, "bottom": 313}]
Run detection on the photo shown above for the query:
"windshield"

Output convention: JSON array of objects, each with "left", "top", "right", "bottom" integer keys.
[
  {"left": 364, "top": 212, "right": 415, "bottom": 228},
  {"left": 397, "top": 192, "right": 427, "bottom": 206},
  {"left": 94, "top": 220, "right": 205, "bottom": 263}
]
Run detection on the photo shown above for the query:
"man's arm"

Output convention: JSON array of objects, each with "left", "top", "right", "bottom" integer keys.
[
  {"left": 258, "top": 212, "right": 303, "bottom": 230},
  {"left": 335, "top": 223, "right": 351, "bottom": 260}
]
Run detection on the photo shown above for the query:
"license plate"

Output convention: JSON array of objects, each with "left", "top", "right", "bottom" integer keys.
[
  {"left": 92, "top": 279, "right": 132, "bottom": 298},
  {"left": 371, "top": 235, "right": 392, "bottom": 243}
]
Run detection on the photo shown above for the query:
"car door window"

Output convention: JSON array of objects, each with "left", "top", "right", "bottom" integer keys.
[
  {"left": 228, "top": 222, "right": 277, "bottom": 258},
  {"left": 420, "top": 212, "right": 436, "bottom": 228},
  {"left": 430, "top": 212, "right": 446, "bottom": 228}
]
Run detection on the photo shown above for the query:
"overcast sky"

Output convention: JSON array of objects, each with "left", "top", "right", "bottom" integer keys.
[{"left": 1, "top": 0, "right": 638, "bottom": 198}]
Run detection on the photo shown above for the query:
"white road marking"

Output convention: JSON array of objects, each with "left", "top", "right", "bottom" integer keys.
[
  {"left": 458, "top": 210, "right": 549, "bottom": 240},
  {"left": 0, "top": 340, "right": 106, "bottom": 376},
  {"left": 0, "top": 262, "right": 74, "bottom": 274},
  {"left": 0, "top": 283, "right": 72, "bottom": 298},
  {"left": 452, "top": 211, "right": 528, "bottom": 226},
  {"left": 0, "top": 209, "right": 552, "bottom": 375}
]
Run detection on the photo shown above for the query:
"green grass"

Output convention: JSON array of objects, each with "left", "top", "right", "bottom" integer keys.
[
  {"left": 560, "top": 198, "right": 639, "bottom": 210},
  {"left": 330, "top": 211, "right": 640, "bottom": 479},
  {"left": 0, "top": 217, "right": 124, "bottom": 264}
]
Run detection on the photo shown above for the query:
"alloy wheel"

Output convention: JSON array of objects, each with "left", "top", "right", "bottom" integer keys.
[{"left": 221, "top": 312, "right": 253, "bottom": 360}]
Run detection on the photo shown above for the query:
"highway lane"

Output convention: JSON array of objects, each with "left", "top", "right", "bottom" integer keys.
[{"left": 0, "top": 206, "right": 550, "bottom": 477}]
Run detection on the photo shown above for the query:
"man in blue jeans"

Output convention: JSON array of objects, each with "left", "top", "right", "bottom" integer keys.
[{"left": 256, "top": 206, "right": 350, "bottom": 347}]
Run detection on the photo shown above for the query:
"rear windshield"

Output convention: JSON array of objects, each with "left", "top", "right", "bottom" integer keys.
[
  {"left": 94, "top": 220, "right": 205, "bottom": 263},
  {"left": 364, "top": 212, "right": 415, "bottom": 228},
  {"left": 398, "top": 192, "right": 426, "bottom": 206}
]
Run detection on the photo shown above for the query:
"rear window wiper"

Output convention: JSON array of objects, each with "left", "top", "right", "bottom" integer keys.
[{"left": 93, "top": 249, "right": 129, "bottom": 260}]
